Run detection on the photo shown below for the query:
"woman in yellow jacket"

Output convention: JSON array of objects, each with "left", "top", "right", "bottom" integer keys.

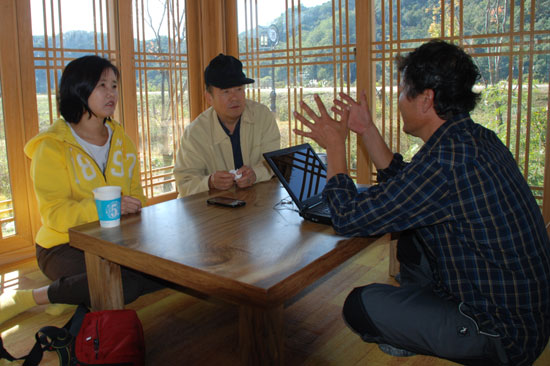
[{"left": 0, "top": 56, "right": 164, "bottom": 324}]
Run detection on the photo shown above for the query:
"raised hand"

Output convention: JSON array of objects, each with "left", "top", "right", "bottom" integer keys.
[
  {"left": 293, "top": 94, "right": 349, "bottom": 149},
  {"left": 335, "top": 90, "right": 394, "bottom": 170},
  {"left": 332, "top": 90, "right": 374, "bottom": 136}
]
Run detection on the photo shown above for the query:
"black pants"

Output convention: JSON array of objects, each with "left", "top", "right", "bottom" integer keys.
[
  {"left": 36, "top": 243, "right": 166, "bottom": 306},
  {"left": 342, "top": 232, "right": 509, "bottom": 365}
]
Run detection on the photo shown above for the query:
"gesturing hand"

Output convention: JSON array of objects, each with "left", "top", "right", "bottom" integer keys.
[
  {"left": 332, "top": 90, "right": 374, "bottom": 136},
  {"left": 293, "top": 94, "right": 349, "bottom": 149}
]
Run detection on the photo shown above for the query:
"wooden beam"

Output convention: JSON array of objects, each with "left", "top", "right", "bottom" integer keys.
[
  {"left": 201, "top": 1, "right": 225, "bottom": 65},
  {"left": 543, "top": 64, "right": 550, "bottom": 226},
  {"left": 187, "top": 0, "right": 231, "bottom": 121},
  {"left": 113, "top": 0, "right": 139, "bottom": 147},
  {"left": 0, "top": 0, "right": 36, "bottom": 255},
  {"left": 225, "top": 0, "right": 239, "bottom": 57},
  {"left": 186, "top": 1, "right": 205, "bottom": 120},
  {"left": 355, "top": 0, "right": 374, "bottom": 184}
]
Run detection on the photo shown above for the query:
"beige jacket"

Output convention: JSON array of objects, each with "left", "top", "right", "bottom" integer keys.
[{"left": 174, "top": 99, "right": 281, "bottom": 197}]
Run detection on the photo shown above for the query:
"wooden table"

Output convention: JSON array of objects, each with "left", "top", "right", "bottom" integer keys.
[{"left": 69, "top": 178, "right": 376, "bottom": 365}]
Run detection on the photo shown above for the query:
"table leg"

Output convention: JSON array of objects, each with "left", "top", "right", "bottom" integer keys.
[
  {"left": 389, "top": 238, "right": 400, "bottom": 277},
  {"left": 239, "top": 304, "right": 284, "bottom": 366},
  {"left": 84, "top": 252, "right": 124, "bottom": 310}
]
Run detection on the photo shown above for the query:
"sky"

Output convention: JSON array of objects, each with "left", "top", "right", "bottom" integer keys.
[
  {"left": 237, "top": 0, "right": 328, "bottom": 32},
  {"left": 30, "top": 0, "right": 329, "bottom": 38},
  {"left": 31, "top": 0, "right": 93, "bottom": 36}
]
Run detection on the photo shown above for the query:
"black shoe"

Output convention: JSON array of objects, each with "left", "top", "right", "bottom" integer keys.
[{"left": 378, "top": 343, "right": 416, "bottom": 357}]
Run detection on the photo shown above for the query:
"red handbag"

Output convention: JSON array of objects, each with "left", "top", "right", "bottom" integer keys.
[
  {"left": 73, "top": 309, "right": 145, "bottom": 366},
  {"left": 0, "top": 305, "right": 145, "bottom": 366}
]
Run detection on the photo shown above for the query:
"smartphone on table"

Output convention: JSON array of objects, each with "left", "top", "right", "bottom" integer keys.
[{"left": 206, "top": 196, "right": 246, "bottom": 208}]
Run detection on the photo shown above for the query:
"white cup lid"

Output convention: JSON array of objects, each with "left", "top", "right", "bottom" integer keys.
[{"left": 92, "top": 186, "right": 121, "bottom": 200}]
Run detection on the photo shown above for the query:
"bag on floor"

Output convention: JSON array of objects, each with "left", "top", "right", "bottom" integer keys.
[{"left": 0, "top": 304, "right": 145, "bottom": 366}]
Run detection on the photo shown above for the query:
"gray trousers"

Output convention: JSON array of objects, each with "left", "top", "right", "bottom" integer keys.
[
  {"left": 36, "top": 243, "right": 165, "bottom": 306},
  {"left": 342, "top": 233, "right": 509, "bottom": 365}
]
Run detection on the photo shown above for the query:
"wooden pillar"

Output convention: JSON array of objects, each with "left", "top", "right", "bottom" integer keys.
[
  {"left": 543, "top": 102, "right": 550, "bottom": 227},
  {"left": 186, "top": 0, "right": 239, "bottom": 121},
  {"left": 0, "top": 0, "right": 37, "bottom": 259},
  {"left": 16, "top": 0, "right": 42, "bottom": 243},
  {"left": 355, "top": 0, "right": 374, "bottom": 184},
  {"left": 224, "top": 0, "right": 239, "bottom": 57},
  {"left": 186, "top": 1, "right": 204, "bottom": 120},
  {"left": 111, "top": 0, "right": 139, "bottom": 147},
  {"left": 201, "top": 1, "right": 225, "bottom": 64}
]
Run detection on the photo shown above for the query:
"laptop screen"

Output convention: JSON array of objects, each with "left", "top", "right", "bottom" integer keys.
[{"left": 264, "top": 144, "right": 327, "bottom": 207}]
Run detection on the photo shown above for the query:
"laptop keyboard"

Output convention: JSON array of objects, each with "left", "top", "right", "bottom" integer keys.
[{"left": 309, "top": 203, "right": 331, "bottom": 215}]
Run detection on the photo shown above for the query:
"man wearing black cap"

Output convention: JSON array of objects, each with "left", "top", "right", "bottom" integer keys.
[{"left": 174, "top": 53, "right": 280, "bottom": 197}]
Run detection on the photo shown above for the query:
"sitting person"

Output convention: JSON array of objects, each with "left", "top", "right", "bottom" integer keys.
[
  {"left": 294, "top": 40, "right": 550, "bottom": 365},
  {"left": 174, "top": 53, "right": 281, "bottom": 197},
  {"left": 0, "top": 55, "right": 165, "bottom": 325}
]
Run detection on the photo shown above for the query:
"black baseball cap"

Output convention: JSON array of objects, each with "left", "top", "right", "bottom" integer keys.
[{"left": 204, "top": 53, "right": 254, "bottom": 89}]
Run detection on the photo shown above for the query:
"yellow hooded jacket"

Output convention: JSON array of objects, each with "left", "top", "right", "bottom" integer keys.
[{"left": 24, "top": 118, "right": 146, "bottom": 248}]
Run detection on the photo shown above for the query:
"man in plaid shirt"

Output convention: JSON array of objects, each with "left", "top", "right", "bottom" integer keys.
[{"left": 294, "top": 40, "right": 550, "bottom": 365}]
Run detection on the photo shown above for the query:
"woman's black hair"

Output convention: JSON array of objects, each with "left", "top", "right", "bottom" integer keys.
[
  {"left": 396, "top": 39, "right": 481, "bottom": 120},
  {"left": 57, "top": 55, "right": 119, "bottom": 123}
]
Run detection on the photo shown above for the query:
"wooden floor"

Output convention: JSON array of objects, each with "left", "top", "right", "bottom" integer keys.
[{"left": 1, "top": 235, "right": 549, "bottom": 365}]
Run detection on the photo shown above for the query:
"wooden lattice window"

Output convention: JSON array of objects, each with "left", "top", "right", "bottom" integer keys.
[
  {"left": 371, "top": 0, "right": 550, "bottom": 211},
  {"left": 29, "top": 0, "right": 190, "bottom": 201},
  {"left": 238, "top": 0, "right": 359, "bottom": 178},
  {"left": 132, "top": 0, "right": 189, "bottom": 200},
  {"left": 31, "top": 0, "right": 118, "bottom": 130}
]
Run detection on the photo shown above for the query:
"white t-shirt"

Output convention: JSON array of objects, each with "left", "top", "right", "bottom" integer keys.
[{"left": 68, "top": 122, "right": 113, "bottom": 173}]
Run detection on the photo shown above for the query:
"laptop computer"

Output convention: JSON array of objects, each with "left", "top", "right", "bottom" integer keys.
[{"left": 264, "top": 143, "right": 332, "bottom": 225}]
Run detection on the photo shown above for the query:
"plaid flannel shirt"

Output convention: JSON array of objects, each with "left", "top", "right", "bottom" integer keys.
[{"left": 323, "top": 114, "right": 550, "bottom": 365}]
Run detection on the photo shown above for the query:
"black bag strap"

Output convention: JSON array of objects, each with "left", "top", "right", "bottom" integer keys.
[
  {"left": 36, "top": 326, "right": 74, "bottom": 366},
  {"left": 0, "top": 304, "right": 90, "bottom": 366},
  {"left": 66, "top": 304, "right": 89, "bottom": 337},
  {"left": 0, "top": 328, "right": 44, "bottom": 366},
  {"left": 0, "top": 336, "right": 17, "bottom": 362}
]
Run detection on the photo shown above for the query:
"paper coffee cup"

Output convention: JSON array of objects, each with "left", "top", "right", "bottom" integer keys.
[{"left": 92, "top": 186, "right": 122, "bottom": 228}]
